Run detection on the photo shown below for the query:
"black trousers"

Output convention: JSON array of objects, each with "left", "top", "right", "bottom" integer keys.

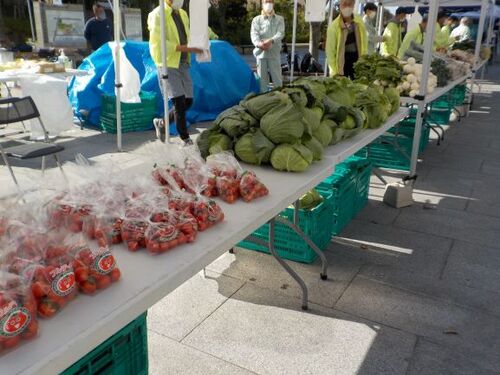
[
  {"left": 344, "top": 51, "right": 359, "bottom": 79},
  {"left": 171, "top": 96, "right": 193, "bottom": 141}
]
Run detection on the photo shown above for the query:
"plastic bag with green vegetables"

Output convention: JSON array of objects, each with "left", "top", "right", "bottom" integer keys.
[{"left": 297, "top": 189, "right": 324, "bottom": 210}]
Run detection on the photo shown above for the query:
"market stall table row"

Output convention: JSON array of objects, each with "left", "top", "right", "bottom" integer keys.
[{"left": 0, "top": 108, "right": 411, "bottom": 375}]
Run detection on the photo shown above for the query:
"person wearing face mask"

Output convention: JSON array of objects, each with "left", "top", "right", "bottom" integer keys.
[
  {"left": 450, "top": 17, "right": 472, "bottom": 43},
  {"left": 84, "top": 3, "right": 112, "bottom": 51},
  {"left": 442, "top": 15, "right": 459, "bottom": 45},
  {"left": 250, "top": 0, "right": 285, "bottom": 93},
  {"left": 362, "top": 3, "right": 383, "bottom": 54},
  {"left": 434, "top": 11, "right": 449, "bottom": 52},
  {"left": 398, "top": 15, "right": 428, "bottom": 59},
  {"left": 380, "top": 7, "right": 408, "bottom": 57},
  {"left": 148, "top": 0, "right": 203, "bottom": 145},
  {"left": 325, "top": 0, "right": 367, "bottom": 78}
]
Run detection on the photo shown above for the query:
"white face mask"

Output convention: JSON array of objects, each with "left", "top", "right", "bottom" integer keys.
[
  {"left": 171, "top": 0, "right": 184, "bottom": 10},
  {"left": 263, "top": 3, "right": 273, "bottom": 14},
  {"left": 341, "top": 7, "right": 354, "bottom": 18}
]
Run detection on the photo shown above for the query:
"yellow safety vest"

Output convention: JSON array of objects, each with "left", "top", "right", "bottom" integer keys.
[{"left": 147, "top": 3, "right": 190, "bottom": 68}]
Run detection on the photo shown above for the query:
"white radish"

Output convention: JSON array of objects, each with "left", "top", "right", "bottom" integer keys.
[
  {"left": 407, "top": 57, "right": 417, "bottom": 66},
  {"left": 410, "top": 82, "right": 420, "bottom": 91},
  {"left": 409, "top": 90, "right": 417, "bottom": 98},
  {"left": 403, "top": 64, "right": 414, "bottom": 74},
  {"left": 406, "top": 74, "right": 417, "bottom": 83},
  {"left": 402, "top": 81, "right": 411, "bottom": 90}
]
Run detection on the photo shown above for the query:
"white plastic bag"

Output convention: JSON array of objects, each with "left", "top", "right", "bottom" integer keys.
[
  {"left": 19, "top": 74, "right": 73, "bottom": 140},
  {"left": 109, "top": 42, "right": 141, "bottom": 104},
  {"left": 189, "top": 0, "right": 210, "bottom": 51}
]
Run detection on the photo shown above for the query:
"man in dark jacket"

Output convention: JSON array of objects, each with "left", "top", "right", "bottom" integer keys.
[{"left": 84, "top": 4, "right": 112, "bottom": 51}]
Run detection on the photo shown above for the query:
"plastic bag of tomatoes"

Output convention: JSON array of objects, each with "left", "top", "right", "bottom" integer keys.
[
  {"left": 206, "top": 152, "right": 243, "bottom": 204},
  {"left": 0, "top": 272, "right": 39, "bottom": 354},
  {"left": 239, "top": 171, "right": 269, "bottom": 202},
  {"left": 67, "top": 236, "right": 121, "bottom": 294},
  {"left": 121, "top": 200, "right": 153, "bottom": 252},
  {"left": 190, "top": 197, "right": 224, "bottom": 231},
  {"left": 30, "top": 236, "right": 78, "bottom": 318},
  {"left": 183, "top": 156, "right": 218, "bottom": 198}
]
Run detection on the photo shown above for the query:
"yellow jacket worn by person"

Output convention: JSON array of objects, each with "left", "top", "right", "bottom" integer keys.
[
  {"left": 326, "top": 14, "right": 367, "bottom": 76},
  {"left": 398, "top": 25, "right": 424, "bottom": 59},
  {"left": 434, "top": 23, "right": 449, "bottom": 50},
  {"left": 381, "top": 21, "right": 403, "bottom": 57},
  {"left": 148, "top": 3, "right": 190, "bottom": 68}
]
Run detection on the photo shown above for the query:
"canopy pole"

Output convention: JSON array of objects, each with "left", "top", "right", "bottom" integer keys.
[
  {"left": 159, "top": 0, "right": 170, "bottom": 143},
  {"left": 474, "top": 0, "right": 489, "bottom": 70},
  {"left": 26, "top": 0, "right": 36, "bottom": 42},
  {"left": 324, "top": 0, "right": 334, "bottom": 77},
  {"left": 113, "top": 0, "right": 122, "bottom": 151},
  {"left": 290, "top": 0, "right": 298, "bottom": 81},
  {"left": 376, "top": 2, "right": 384, "bottom": 50},
  {"left": 409, "top": 0, "right": 439, "bottom": 179}
]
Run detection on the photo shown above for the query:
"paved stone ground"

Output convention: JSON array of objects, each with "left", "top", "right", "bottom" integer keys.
[{"left": 1, "top": 63, "right": 499, "bottom": 374}]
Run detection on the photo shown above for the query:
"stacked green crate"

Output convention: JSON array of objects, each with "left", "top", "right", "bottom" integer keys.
[
  {"left": 100, "top": 92, "right": 157, "bottom": 133},
  {"left": 238, "top": 189, "right": 335, "bottom": 264},
  {"left": 62, "top": 313, "right": 148, "bottom": 375}
]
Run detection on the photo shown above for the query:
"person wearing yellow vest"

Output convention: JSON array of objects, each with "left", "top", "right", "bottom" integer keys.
[
  {"left": 381, "top": 7, "right": 408, "bottom": 57},
  {"left": 325, "top": 0, "right": 367, "bottom": 78},
  {"left": 148, "top": 0, "right": 203, "bottom": 145},
  {"left": 398, "top": 15, "right": 428, "bottom": 59},
  {"left": 442, "top": 15, "right": 459, "bottom": 45},
  {"left": 434, "top": 11, "right": 449, "bottom": 52}
]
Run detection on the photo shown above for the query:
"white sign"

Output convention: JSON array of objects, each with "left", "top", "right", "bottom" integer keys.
[
  {"left": 124, "top": 12, "right": 142, "bottom": 41},
  {"left": 45, "top": 8, "right": 86, "bottom": 47},
  {"left": 305, "top": 0, "right": 327, "bottom": 22}
]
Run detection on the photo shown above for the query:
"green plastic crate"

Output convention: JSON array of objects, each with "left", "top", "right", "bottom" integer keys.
[
  {"left": 101, "top": 91, "right": 157, "bottom": 117},
  {"left": 447, "top": 84, "right": 467, "bottom": 107},
  {"left": 358, "top": 127, "right": 430, "bottom": 172},
  {"left": 61, "top": 313, "right": 148, "bottom": 375},
  {"left": 100, "top": 91, "right": 157, "bottom": 133},
  {"left": 238, "top": 189, "right": 334, "bottom": 264},
  {"left": 354, "top": 162, "right": 372, "bottom": 215},
  {"left": 331, "top": 182, "right": 356, "bottom": 235},
  {"left": 428, "top": 100, "right": 452, "bottom": 125}
]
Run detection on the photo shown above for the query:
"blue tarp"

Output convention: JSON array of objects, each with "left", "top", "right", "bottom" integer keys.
[{"left": 69, "top": 40, "right": 259, "bottom": 134}]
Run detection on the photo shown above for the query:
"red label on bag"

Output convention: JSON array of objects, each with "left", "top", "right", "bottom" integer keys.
[
  {"left": 50, "top": 265, "right": 76, "bottom": 296},
  {"left": 0, "top": 303, "right": 30, "bottom": 337},
  {"left": 93, "top": 250, "right": 115, "bottom": 275}
]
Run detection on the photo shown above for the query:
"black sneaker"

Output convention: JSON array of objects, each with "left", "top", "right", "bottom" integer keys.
[
  {"left": 153, "top": 118, "right": 165, "bottom": 142},
  {"left": 182, "top": 138, "right": 194, "bottom": 147}
]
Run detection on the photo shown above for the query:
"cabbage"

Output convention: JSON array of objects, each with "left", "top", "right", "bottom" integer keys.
[
  {"left": 282, "top": 87, "right": 309, "bottom": 107},
  {"left": 235, "top": 129, "right": 275, "bottom": 165},
  {"left": 270, "top": 143, "right": 313, "bottom": 172},
  {"left": 234, "top": 133, "right": 259, "bottom": 165},
  {"left": 215, "top": 105, "right": 258, "bottom": 138},
  {"left": 341, "top": 115, "right": 356, "bottom": 130},
  {"left": 208, "top": 133, "right": 232, "bottom": 155},
  {"left": 197, "top": 128, "right": 218, "bottom": 158},
  {"left": 384, "top": 87, "right": 400, "bottom": 115},
  {"left": 330, "top": 127, "right": 345, "bottom": 145},
  {"left": 303, "top": 136, "right": 324, "bottom": 161},
  {"left": 240, "top": 91, "right": 291, "bottom": 119},
  {"left": 261, "top": 103, "right": 304, "bottom": 144},
  {"left": 313, "top": 121, "right": 333, "bottom": 147},
  {"left": 301, "top": 107, "right": 322, "bottom": 132}
]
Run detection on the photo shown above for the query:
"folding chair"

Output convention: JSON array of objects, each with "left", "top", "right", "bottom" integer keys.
[{"left": 0, "top": 96, "right": 66, "bottom": 187}]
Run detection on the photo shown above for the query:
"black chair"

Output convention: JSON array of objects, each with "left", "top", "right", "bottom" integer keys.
[{"left": 0, "top": 96, "right": 66, "bottom": 187}]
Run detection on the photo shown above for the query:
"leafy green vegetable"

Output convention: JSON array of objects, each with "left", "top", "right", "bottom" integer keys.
[
  {"left": 323, "top": 97, "right": 348, "bottom": 123},
  {"left": 215, "top": 105, "right": 258, "bottom": 138},
  {"left": 330, "top": 127, "right": 345, "bottom": 145},
  {"left": 240, "top": 90, "right": 291, "bottom": 119},
  {"left": 260, "top": 103, "right": 304, "bottom": 144},
  {"left": 301, "top": 107, "right": 322, "bottom": 132},
  {"left": 431, "top": 59, "right": 451, "bottom": 87},
  {"left": 303, "top": 136, "right": 324, "bottom": 161},
  {"left": 270, "top": 143, "right": 313, "bottom": 172},
  {"left": 252, "top": 128, "right": 275, "bottom": 164},
  {"left": 384, "top": 87, "right": 400, "bottom": 115},
  {"left": 341, "top": 115, "right": 356, "bottom": 130},
  {"left": 208, "top": 133, "right": 232, "bottom": 155},
  {"left": 297, "top": 189, "right": 323, "bottom": 210},
  {"left": 197, "top": 128, "right": 219, "bottom": 158},
  {"left": 282, "top": 87, "right": 309, "bottom": 107},
  {"left": 354, "top": 54, "right": 403, "bottom": 87},
  {"left": 313, "top": 121, "right": 333, "bottom": 146}
]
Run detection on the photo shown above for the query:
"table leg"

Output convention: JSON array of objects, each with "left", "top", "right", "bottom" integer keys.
[
  {"left": 274, "top": 215, "right": 328, "bottom": 281},
  {"left": 268, "top": 219, "right": 309, "bottom": 310}
]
